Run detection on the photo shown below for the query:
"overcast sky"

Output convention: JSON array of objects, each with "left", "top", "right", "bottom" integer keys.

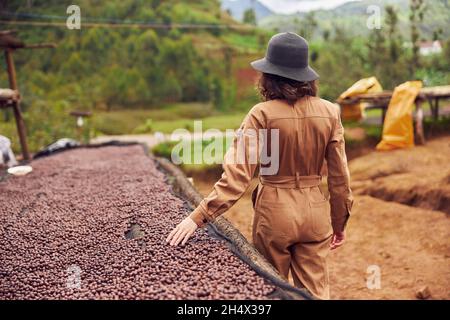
[{"left": 259, "top": 0, "right": 360, "bottom": 14}]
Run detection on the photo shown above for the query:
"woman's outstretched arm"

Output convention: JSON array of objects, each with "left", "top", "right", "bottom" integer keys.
[{"left": 167, "top": 106, "right": 265, "bottom": 246}]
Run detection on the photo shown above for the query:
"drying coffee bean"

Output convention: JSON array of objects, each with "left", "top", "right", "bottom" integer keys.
[{"left": 0, "top": 146, "right": 276, "bottom": 299}]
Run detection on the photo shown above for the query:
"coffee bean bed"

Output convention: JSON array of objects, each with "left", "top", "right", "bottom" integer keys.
[{"left": 0, "top": 145, "right": 276, "bottom": 299}]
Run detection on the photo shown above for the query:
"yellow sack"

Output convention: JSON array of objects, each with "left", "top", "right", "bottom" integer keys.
[
  {"left": 376, "top": 81, "right": 423, "bottom": 151},
  {"left": 339, "top": 77, "right": 383, "bottom": 121}
]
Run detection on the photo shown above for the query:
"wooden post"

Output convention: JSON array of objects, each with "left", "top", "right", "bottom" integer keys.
[
  {"left": 414, "top": 100, "right": 425, "bottom": 145},
  {"left": 381, "top": 105, "right": 387, "bottom": 124},
  {"left": 5, "top": 48, "right": 31, "bottom": 161},
  {"left": 5, "top": 49, "right": 18, "bottom": 89},
  {"left": 431, "top": 98, "right": 439, "bottom": 121}
]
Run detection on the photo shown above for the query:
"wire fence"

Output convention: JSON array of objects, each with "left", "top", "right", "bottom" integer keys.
[{"left": 0, "top": 11, "right": 256, "bottom": 30}]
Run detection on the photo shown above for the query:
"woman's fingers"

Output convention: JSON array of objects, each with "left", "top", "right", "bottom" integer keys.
[
  {"left": 167, "top": 217, "right": 198, "bottom": 246},
  {"left": 166, "top": 225, "right": 179, "bottom": 243},
  {"left": 169, "top": 226, "right": 183, "bottom": 245},
  {"left": 181, "top": 230, "right": 194, "bottom": 246},
  {"left": 330, "top": 238, "right": 345, "bottom": 250},
  {"left": 330, "top": 231, "right": 345, "bottom": 250},
  {"left": 170, "top": 228, "right": 186, "bottom": 246},
  {"left": 170, "top": 229, "right": 183, "bottom": 246}
]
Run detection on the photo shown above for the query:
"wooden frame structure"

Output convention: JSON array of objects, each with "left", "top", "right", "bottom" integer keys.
[
  {"left": 337, "top": 85, "right": 450, "bottom": 144},
  {"left": 0, "top": 30, "right": 55, "bottom": 161}
]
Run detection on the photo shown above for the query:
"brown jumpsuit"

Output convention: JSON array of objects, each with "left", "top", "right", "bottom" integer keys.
[{"left": 190, "top": 96, "right": 353, "bottom": 299}]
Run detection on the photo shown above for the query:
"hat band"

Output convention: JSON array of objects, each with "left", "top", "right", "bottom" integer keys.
[{"left": 265, "top": 54, "right": 309, "bottom": 69}]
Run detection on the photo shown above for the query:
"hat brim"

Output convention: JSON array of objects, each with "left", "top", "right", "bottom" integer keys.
[{"left": 251, "top": 58, "right": 319, "bottom": 82}]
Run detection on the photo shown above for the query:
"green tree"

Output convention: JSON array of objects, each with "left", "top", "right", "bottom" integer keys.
[
  {"left": 322, "top": 29, "right": 330, "bottom": 42},
  {"left": 243, "top": 8, "right": 256, "bottom": 25},
  {"left": 210, "top": 77, "right": 225, "bottom": 110},
  {"left": 315, "top": 28, "right": 366, "bottom": 100},
  {"left": 366, "top": 29, "right": 387, "bottom": 78},
  {"left": 443, "top": 38, "right": 450, "bottom": 70},
  {"left": 299, "top": 12, "right": 318, "bottom": 40},
  {"left": 223, "top": 46, "right": 233, "bottom": 79},
  {"left": 409, "top": 0, "right": 426, "bottom": 76},
  {"left": 383, "top": 5, "right": 408, "bottom": 88},
  {"left": 385, "top": 6, "right": 401, "bottom": 63},
  {"left": 432, "top": 28, "right": 443, "bottom": 41}
]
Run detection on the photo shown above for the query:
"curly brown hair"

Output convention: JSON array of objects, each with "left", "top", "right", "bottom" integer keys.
[{"left": 257, "top": 73, "right": 318, "bottom": 106}]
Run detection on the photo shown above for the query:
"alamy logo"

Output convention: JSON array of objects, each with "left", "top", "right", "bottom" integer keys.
[
  {"left": 170, "top": 121, "right": 280, "bottom": 175},
  {"left": 66, "top": 264, "right": 82, "bottom": 289},
  {"left": 66, "top": 5, "right": 81, "bottom": 30},
  {"left": 366, "top": 5, "right": 381, "bottom": 30},
  {"left": 366, "top": 265, "right": 381, "bottom": 289}
]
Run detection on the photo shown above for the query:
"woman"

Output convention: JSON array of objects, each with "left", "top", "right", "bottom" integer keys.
[{"left": 166, "top": 32, "right": 353, "bottom": 300}]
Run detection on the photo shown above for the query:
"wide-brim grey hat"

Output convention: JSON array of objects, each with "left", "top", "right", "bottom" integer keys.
[{"left": 251, "top": 32, "right": 319, "bottom": 82}]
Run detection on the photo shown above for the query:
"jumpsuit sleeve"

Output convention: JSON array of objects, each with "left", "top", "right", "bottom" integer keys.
[
  {"left": 189, "top": 107, "right": 265, "bottom": 227},
  {"left": 325, "top": 114, "right": 354, "bottom": 233}
]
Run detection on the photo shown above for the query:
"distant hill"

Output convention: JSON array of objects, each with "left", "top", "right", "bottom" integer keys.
[
  {"left": 259, "top": 0, "right": 450, "bottom": 39},
  {"left": 221, "top": 0, "right": 274, "bottom": 22},
  {"left": 0, "top": 0, "right": 264, "bottom": 111}
]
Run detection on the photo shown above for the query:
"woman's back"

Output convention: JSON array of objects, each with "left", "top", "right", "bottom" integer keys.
[{"left": 254, "top": 96, "right": 340, "bottom": 177}]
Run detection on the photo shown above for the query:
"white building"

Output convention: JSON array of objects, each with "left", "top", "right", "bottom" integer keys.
[{"left": 419, "top": 41, "right": 443, "bottom": 56}]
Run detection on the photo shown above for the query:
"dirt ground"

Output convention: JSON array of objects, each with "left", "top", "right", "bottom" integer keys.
[
  {"left": 193, "top": 136, "right": 450, "bottom": 300},
  {"left": 349, "top": 137, "right": 450, "bottom": 214}
]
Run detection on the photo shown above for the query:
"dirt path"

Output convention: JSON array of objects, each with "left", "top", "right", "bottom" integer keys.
[
  {"left": 91, "top": 134, "right": 164, "bottom": 148},
  {"left": 350, "top": 136, "right": 450, "bottom": 213},
  {"left": 329, "top": 195, "right": 449, "bottom": 299},
  {"left": 193, "top": 137, "right": 450, "bottom": 299},
  {"left": 91, "top": 131, "right": 236, "bottom": 149}
]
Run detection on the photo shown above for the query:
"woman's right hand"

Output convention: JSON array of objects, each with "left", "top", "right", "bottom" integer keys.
[
  {"left": 330, "top": 231, "right": 345, "bottom": 250},
  {"left": 166, "top": 217, "right": 198, "bottom": 246}
]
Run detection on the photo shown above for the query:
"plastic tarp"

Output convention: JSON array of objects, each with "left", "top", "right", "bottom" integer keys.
[
  {"left": 0, "top": 135, "right": 17, "bottom": 168},
  {"left": 339, "top": 77, "right": 383, "bottom": 121},
  {"left": 376, "top": 81, "right": 423, "bottom": 151}
]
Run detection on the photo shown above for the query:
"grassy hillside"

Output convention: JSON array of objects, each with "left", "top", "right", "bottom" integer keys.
[
  {"left": 260, "top": 0, "right": 450, "bottom": 39},
  {"left": 0, "top": 0, "right": 268, "bottom": 152},
  {"left": 0, "top": 0, "right": 259, "bottom": 108},
  {"left": 221, "top": 0, "right": 273, "bottom": 22}
]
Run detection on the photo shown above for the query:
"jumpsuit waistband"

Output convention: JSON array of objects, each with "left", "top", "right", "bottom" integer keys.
[{"left": 259, "top": 173, "right": 322, "bottom": 189}]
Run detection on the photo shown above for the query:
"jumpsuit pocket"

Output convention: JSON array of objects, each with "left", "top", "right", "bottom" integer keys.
[
  {"left": 256, "top": 202, "right": 295, "bottom": 239},
  {"left": 309, "top": 199, "right": 331, "bottom": 237}
]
